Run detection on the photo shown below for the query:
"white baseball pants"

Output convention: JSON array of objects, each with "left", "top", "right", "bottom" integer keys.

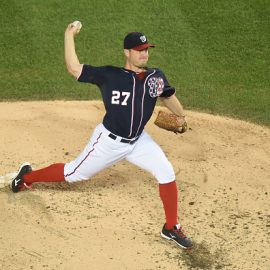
[{"left": 64, "top": 124, "right": 175, "bottom": 184}]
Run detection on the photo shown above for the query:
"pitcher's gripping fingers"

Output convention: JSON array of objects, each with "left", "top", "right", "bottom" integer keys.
[
  {"left": 71, "top": 20, "right": 82, "bottom": 33},
  {"left": 65, "top": 20, "right": 82, "bottom": 35}
]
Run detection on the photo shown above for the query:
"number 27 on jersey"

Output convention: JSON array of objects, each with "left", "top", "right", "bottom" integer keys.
[{"left": 111, "top": 90, "right": 130, "bottom": 106}]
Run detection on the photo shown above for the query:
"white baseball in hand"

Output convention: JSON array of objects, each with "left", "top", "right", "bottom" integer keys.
[{"left": 71, "top": 20, "right": 82, "bottom": 33}]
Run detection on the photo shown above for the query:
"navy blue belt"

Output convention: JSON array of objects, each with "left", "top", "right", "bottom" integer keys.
[{"left": 108, "top": 133, "right": 140, "bottom": 145}]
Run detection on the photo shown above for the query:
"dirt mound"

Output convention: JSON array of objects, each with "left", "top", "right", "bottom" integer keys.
[{"left": 0, "top": 101, "right": 269, "bottom": 270}]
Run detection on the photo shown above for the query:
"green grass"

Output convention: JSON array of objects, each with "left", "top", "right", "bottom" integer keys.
[{"left": 0, "top": 0, "right": 269, "bottom": 125}]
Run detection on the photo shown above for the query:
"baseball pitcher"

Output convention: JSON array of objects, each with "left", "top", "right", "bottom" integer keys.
[{"left": 10, "top": 21, "right": 192, "bottom": 249}]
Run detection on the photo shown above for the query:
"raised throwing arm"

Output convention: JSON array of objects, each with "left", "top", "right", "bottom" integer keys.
[{"left": 64, "top": 21, "right": 83, "bottom": 78}]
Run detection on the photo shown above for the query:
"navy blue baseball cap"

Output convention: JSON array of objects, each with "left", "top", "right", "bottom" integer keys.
[{"left": 124, "top": 32, "right": 155, "bottom": 51}]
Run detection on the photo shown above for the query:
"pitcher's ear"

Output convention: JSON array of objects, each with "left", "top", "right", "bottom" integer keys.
[{"left": 124, "top": 49, "right": 130, "bottom": 58}]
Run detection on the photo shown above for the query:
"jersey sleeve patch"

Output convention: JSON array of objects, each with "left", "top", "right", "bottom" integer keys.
[{"left": 150, "top": 69, "right": 176, "bottom": 98}]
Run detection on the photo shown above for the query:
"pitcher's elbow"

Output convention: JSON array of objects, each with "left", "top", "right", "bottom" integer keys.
[{"left": 66, "top": 64, "right": 82, "bottom": 79}]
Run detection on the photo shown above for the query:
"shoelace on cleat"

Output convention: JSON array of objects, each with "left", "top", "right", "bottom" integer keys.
[
  {"left": 174, "top": 227, "right": 187, "bottom": 238},
  {"left": 24, "top": 183, "right": 32, "bottom": 189},
  {"left": 19, "top": 182, "right": 32, "bottom": 191}
]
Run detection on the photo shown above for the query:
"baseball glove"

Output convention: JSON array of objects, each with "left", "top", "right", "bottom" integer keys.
[{"left": 154, "top": 110, "right": 187, "bottom": 134}]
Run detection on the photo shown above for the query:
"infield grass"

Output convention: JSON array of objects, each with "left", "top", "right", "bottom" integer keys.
[{"left": 0, "top": 0, "right": 269, "bottom": 125}]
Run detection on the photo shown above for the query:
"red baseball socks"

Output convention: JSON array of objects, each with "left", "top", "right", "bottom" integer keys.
[
  {"left": 24, "top": 163, "right": 65, "bottom": 185},
  {"left": 159, "top": 180, "right": 178, "bottom": 230}
]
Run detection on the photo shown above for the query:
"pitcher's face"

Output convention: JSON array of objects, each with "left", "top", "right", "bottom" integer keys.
[{"left": 124, "top": 48, "right": 149, "bottom": 68}]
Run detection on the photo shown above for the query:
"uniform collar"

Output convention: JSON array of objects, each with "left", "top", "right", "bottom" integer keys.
[{"left": 121, "top": 67, "right": 154, "bottom": 75}]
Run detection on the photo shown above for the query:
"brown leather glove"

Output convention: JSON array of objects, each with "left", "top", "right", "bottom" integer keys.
[{"left": 154, "top": 111, "right": 187, "bottom": 134}]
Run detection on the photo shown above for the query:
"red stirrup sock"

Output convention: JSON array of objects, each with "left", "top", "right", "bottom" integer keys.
[
  {"left": 159, "top": 180, "right": 178, "bottom": 230},
  {"left": 24, "top": 163, "right": 65, "bottom": 184}
]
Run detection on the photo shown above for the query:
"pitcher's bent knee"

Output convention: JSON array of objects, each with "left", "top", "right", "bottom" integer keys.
[{"left": 155, "top": 162, "right": 175, "bottom": 184}]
